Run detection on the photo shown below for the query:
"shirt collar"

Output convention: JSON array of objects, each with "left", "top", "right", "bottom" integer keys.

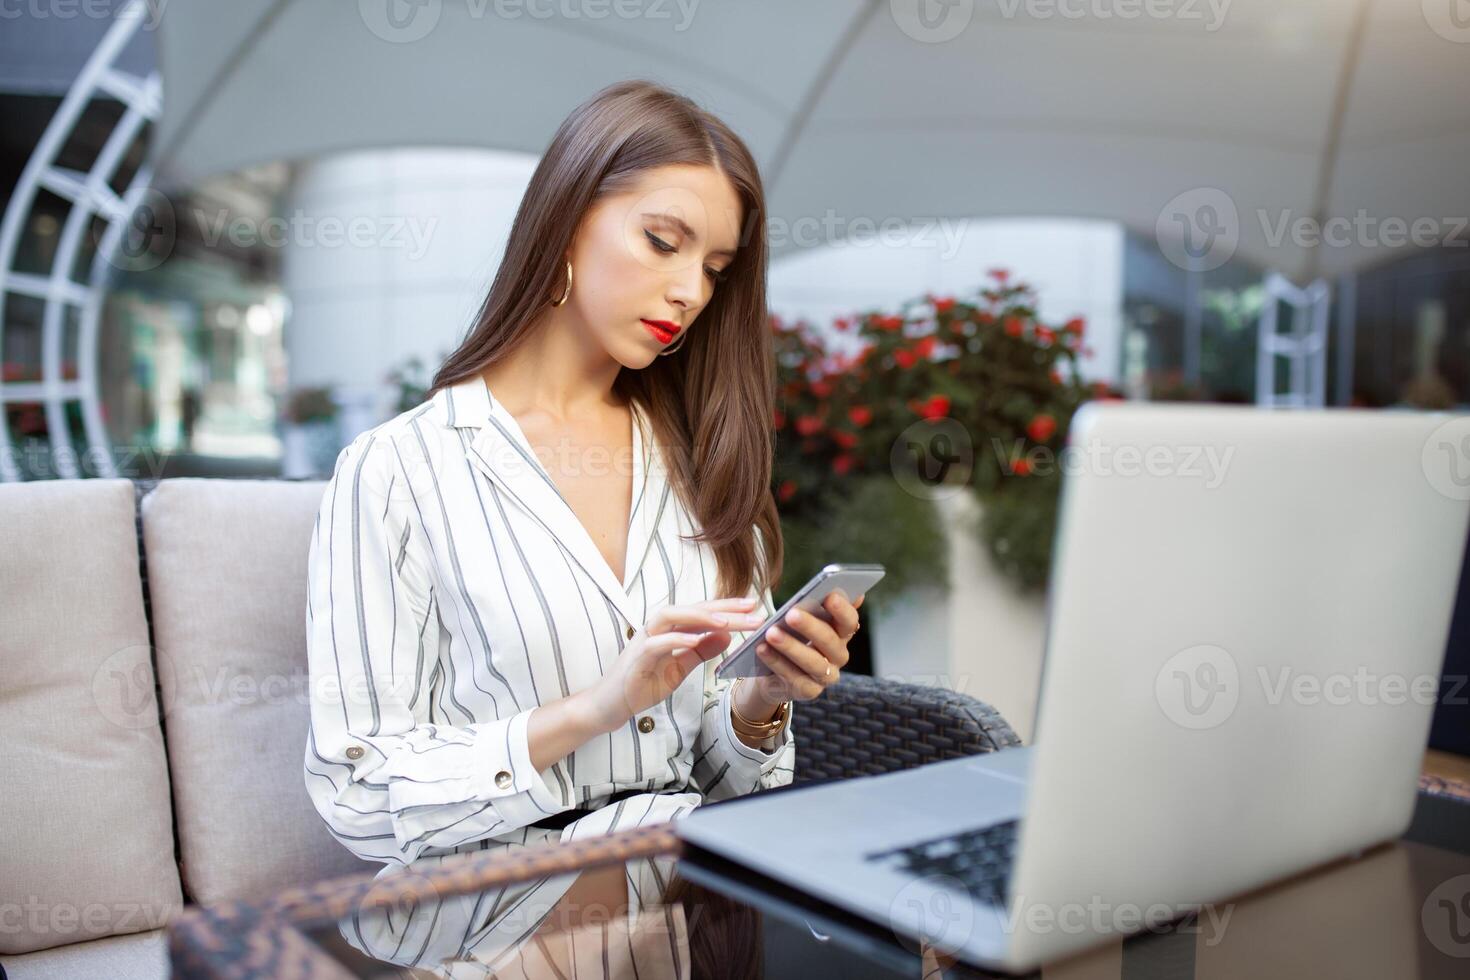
[{"left": 436, "top": 373, "right": 677, "bottom": 626}]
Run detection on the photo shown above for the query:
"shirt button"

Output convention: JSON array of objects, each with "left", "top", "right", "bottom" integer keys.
[
  {"left": 626, "top": 625, "right": 635, "bottom": 640},
  {"left": 637, "top": 716, "right": 655, "bottom": 733},
  {"left": 345, "top": 746, "right": 364, "bottom": 760},
  {"left": 495, "top": 770, "right": 513, "bottom": 789}
]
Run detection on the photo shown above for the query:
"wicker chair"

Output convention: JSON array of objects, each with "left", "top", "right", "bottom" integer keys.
[{"left": 127, "top": 477, "right": 1024, "bottom": 787}]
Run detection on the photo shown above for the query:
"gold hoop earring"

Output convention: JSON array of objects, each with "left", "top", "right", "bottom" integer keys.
[
  {"left": 550, "top": 260, "right": 572, "bottom": 307},
  {"left": 656, "top": 331, "right": 688, "bottom": 357}
]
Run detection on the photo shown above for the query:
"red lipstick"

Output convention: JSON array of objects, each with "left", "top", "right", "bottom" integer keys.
[{"left": 641, "top": 319, "right": 681, "bottom": 344}]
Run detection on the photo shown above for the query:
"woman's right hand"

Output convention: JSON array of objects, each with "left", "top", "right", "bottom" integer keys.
[{"left": 583, "top": 597, "right": 768, "bottom": 732}]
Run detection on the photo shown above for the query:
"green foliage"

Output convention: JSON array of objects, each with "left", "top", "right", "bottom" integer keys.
[
  {"left": 770, "top": 269, "right": 1111, "bottom": 595},
  {"left": 775, "top": 476, "right": 949, "bottom": 618},
  {"left": 384, "top": 350, "right": 448, "bottom": 414},
  {"left": 974, "top": 471, "right": 1062, "bottom": 592}
]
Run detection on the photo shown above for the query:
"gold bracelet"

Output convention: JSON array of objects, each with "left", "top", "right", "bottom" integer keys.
[{"left": 730, "top": 677, "right": 790, "bottom": 739}]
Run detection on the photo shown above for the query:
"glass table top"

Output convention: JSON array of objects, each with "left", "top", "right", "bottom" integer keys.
[{"left": 295, "top": 791, "right": 1470, "bottom": 979}]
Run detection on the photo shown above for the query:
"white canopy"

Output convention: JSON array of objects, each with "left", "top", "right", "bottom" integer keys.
[{"left": 147, "top": 0, "right": 1470, "bottom": 280}]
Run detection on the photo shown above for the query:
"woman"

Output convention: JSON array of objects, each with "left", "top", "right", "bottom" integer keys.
[{"left": 303, "top": 79, "right": 865, "bottom": 972}]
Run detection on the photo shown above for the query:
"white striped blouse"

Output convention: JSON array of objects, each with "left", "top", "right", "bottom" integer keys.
[{"left": 302, "top": 373, "right": 796, "bottom": 883}]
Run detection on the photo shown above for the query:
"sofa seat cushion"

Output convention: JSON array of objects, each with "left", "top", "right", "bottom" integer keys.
[
  {"left": 0, "top": 927, "right": 168, "bottom": 980},
  {"left": 0, "top": 479, "right": 183, "bottom": 955}
]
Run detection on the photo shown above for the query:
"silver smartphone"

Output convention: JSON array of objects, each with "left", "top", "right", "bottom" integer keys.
[{"left": 714, "top": 563, "right": 886, "bottom": 679}]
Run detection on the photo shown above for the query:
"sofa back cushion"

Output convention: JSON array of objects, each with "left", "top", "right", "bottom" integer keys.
[
  {"left": 140, "top": 478, "right": 370, "bottom": 906},
  {"left": 0, "top": 479, "right": 184, "bottom": 955}
]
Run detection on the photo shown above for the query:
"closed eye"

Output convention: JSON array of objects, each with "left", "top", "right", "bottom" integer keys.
[{"left": 645, "top": 230, "right": 729, "bottom": 284}]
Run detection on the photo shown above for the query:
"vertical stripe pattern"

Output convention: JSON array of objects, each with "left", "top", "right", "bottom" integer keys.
[{"left": 304, "top": 375, "right": 794, "bottom": 960}]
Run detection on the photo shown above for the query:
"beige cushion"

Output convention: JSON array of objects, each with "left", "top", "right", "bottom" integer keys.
[
  {"left": 140, "top": 479, "right": 372, "bottom": 905},
  {"left": 0, "top": 479, "right": 183, "bottom": 955},
  {"left": 0, "top": 927, "right": 167, "bottom": 980}
]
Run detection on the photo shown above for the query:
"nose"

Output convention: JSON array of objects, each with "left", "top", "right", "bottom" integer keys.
[{"left": 665, "top": 264, "right": 703, "bottom": 316}]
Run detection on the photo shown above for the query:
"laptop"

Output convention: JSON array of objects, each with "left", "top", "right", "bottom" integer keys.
[{"left": 675, "top": 403, "right": 1470, "bottom": 972}]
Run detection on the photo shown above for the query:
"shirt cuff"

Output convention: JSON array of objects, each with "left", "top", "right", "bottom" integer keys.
[{"left": 472, "top": 706, "right": 569, "bottom": 827}]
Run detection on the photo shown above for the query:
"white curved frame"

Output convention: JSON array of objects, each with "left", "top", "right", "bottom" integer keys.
[{"left": 0, "top": 0, "right": 161, "bottom": 481}]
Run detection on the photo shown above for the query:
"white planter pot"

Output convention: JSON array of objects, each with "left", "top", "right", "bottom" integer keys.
[{"left": 870, "top": 491, "right": 1047, "bottom": 743}]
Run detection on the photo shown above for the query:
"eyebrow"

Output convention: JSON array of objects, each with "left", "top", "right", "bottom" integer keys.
[{"left": 641, "top": 212, "right": 737, "bottom": 259}]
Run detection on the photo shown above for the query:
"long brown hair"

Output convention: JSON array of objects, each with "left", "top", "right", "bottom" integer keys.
[{"left": 429, "top": 79, "right": 781, "bottom": 601}]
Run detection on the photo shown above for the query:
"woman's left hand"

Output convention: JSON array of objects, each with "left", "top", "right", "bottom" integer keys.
[{"left": 751, "top": 590, "right": 865, "bottom": 703}]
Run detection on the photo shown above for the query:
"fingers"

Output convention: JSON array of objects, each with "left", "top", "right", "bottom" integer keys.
[
  {"left": 761, "top": 622, "right": 841, "bottom": 683},
  {"left": 645, "top": 598, "right": 762, "bottom": 636},
  {"left": 643, "top": 628, "right": 729, "bottom": 668},
  {"left": 769, "top": 607, "right": 848, "bottom": 670},
  {"left": 823, "top": 591, "right": 862, "bottom": 641},
  {"left": 755, "top": 642, "right": 825, "bottom": 700},
  {"left": 638, "top": 631, "right": 706, "bottom": 653}
]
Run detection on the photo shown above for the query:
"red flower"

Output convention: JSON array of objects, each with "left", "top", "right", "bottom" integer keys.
[
  {"left": 847, "top": 405, "right": 873, "bottom": 427},
  {"left": 810, "top": 379, "right": 834, "bottom": 398},
  {"left": 834, "top": 317, "right": 852, "bottom": 332},
  {"left": 987, "top": 267, "right": 1010, "bottom": 283},
  {"left": 874, "top": 314, "right": 905, "bottom": 332},
  {"left": 908, "top": 395, "right": 950, "bottom": 420},
  {"left": 914, "top": 336, "right": 937, "bottom": 358},
  {"left": 1026, "top": 414, "right": 1057, "bottom": 443},
  {"left": 1050, "top": 369, "right": 1063, "bottom": 385},
  {"left": 933, "top": 296, "right": 956, "bottom": 314},
  {"left": 1036, "top": 327, "right": 1055, "bottom": 345},
  {"left": 1011, "top": 457, "right": 1031, "bottom": 476},
  {"left": 975, "top": 310, "right": 994, "bottom": 325},
  {"left": 1064, "top": 317, "right": 1086, "bottom": 336},
  {"left": 832, "top": 430, "right": 858, "bottom": 449},
  {"left": 894, "top": 349, "right": 917, "bottom": 369},
  {"left": 777, "top": 479, "right": 797, "bottom": 502},
  {"left": 1004, "top": 316, "right": 1024, "bottom": 338},
  {"left": 832, "top": 454, "right": 855, "bottom": 476},
  {"left": 773, "top": 409, "right": 785, "bottom": 429},
  {"left": 795, "top": 415, "right": 823, "bottom": 436}
]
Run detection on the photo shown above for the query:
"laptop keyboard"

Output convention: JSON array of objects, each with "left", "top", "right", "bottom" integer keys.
[{"left": 865, "top": 818, "right": 1020, "bottom": 907}]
